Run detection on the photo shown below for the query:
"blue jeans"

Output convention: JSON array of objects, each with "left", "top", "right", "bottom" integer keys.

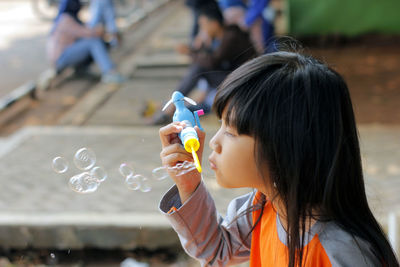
[
  {"left": 88, "top": 0, "right": 118, "bottom": 33},
  {"left": 56, "top": 38, "right": 114, "bottom": 74}
]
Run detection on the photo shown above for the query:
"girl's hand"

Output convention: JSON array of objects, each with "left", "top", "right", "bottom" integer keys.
[{"left": 159, "top": 122, "right": 206, "bottom": 203}]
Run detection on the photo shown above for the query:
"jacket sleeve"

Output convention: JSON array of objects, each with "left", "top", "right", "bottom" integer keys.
[{"left": 159, "top": 181, "right": 254, "bottom": 266}]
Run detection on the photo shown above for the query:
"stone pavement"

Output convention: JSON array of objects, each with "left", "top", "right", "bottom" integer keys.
[{"left": 0, "top": 1, "right": 399, "bottom": 265}]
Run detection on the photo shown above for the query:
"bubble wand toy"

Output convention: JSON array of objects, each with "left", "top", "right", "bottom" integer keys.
[{"left": 162, "top": 91, "right": 204, "bottom": 173}]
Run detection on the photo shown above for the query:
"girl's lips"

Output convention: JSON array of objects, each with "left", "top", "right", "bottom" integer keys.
[{"left": 208, "top": 157, "right": 217, "bottom": 170}]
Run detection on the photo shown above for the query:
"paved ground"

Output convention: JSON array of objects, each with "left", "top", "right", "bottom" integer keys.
[
  {"left": 0, "top": 0, "right": 51, "bottom": 98},
  {"left": 0, "top": 0, "right": 399, "bottom": 266}
]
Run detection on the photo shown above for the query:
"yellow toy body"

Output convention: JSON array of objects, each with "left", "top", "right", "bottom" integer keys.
[{"left": 183, "top": 137, "right": 202, "bottom": 173}]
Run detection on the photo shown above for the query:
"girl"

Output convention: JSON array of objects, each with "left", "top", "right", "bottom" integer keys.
[{"left": 158, "top": 51, "right": 399, "bottom": 266}]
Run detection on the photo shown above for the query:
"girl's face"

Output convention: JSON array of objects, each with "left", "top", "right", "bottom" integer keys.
[{"left": 208, "top": 110, "right": 267, "bottom": 191}]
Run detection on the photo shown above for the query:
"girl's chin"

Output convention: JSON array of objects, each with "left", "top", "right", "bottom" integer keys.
[
  {"left": 215, "top": 175, "right": 232, "bottom": 189},
  {"left": 214, "top": 174, "right": 225, "bottom": 187}
]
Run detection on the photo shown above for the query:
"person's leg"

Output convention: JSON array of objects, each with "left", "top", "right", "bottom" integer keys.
[
  {"left": 201, "top": 70, "right": 228, "bottom": 89},
  {"left": 56, "top": 41, "right": 92, "bottom": 72},
  {"left": 85, "top": 38, "right": 115, "bottom": 73},
  {"left": 177, "top": 64, "right": 228, "bottom": 96},
  {"left": 101, "top": 0, "right": 118, "bottom": 34},
  {"left": 56, "top": 38, "right": 114, "bottom": 74},
  {"left": 88, "top": 0, "right": 117, "bottom": 32},
  {"left": 87, "top": 0, "right": 103, "bottom": 28},
  {"left": 176, "top": 64, "right": 205, "bottom": 96},
  {"left": 88, "top": 0, "right": 119, "bottom": 46}
]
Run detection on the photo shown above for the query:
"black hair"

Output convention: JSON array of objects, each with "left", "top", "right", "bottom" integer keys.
[
  {"left": 197, "top": 2, "right": 224, "bottom": 26},
  {"left": 213, "top": 50, "right": 399, "bottom": 266}
]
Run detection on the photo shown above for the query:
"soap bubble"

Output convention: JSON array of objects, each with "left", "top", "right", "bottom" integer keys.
[
  {"left": 152, "top": 166, "right": 169, "bottom": 180},
  {"left": 151, "top": 161, "right": 196, "bottom": 180},
  {"left": 182, "top": 161, "right": 194, "bottom": 168},
  {"left": 176, "top": 162, "right": 184, "bottom": 169},
  {"left": 125, "top": 174, "right": 141, "bottom": 190},
  {"left": 119, "top": 163, "right": 134, "bottom": 177},
  {"left": 168, "top": 161, "right": 197, "bottom": 176},
  {"left": 139, "top": 176, "right": 152, "bottom": 192},
  {"left": 69, "top": 172, "right": 100, "bottom": 193},
  {"left": 90, "top": 166, "right": 107, "bottom": 182},
  {"left": 74, "top": 148, "right": 96, "bottom": 171},
  {"left": 52, "top": 156, "right": 69, "bottom": 173}
]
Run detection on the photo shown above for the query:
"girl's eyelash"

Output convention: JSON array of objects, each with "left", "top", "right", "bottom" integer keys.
[{"left": 224, "top": 131, "right": 235, "bottom": 137}]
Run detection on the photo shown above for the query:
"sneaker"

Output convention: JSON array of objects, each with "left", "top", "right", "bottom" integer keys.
[
  {"left": 106, "top": 32, "right": 122, "bottom": 48},
  {"left": 101, "top": 72, "right": 126, "bottom": 84}
]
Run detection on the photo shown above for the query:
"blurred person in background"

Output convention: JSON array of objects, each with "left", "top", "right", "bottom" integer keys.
[
  {"left": 218, "top": 0, "right": 276, "bottom": 54},
  {"left": 218, "top": 0, "right": 247, "bottom": 27},
  {"left": 47, "top": 0, "right": 125, "bottom": 84},
  {"left": 148, "top": 3, "right": 257, "bottom": 125},
  {"left": 245, "top": 0, "right": 275, "bottom": 54},
  {"left": 184, "top": 0, "right": 219, "bottom": 41}
]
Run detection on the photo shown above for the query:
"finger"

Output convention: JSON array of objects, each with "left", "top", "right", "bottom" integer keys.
[
  {"left": 160, "top": 143, "right": 188, "bottom": 158},
  {"left": 159, "top": 122, "right": 183, "bottom": 147},
  {"left": 162, "top": 153, "right": 194, "bottom": 167}
]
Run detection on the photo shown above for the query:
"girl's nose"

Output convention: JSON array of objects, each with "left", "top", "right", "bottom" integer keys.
[{"left": 209, "top": 134, "right": 221, "bottom": 153}]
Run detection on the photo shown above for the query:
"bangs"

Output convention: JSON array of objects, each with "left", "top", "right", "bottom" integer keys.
[{"left": 213, "top": 53, "right": 292, "bottom": 136}]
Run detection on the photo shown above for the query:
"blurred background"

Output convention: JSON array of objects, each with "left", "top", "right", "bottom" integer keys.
[{"left": 0, "top": 0, "right": 399, "bottom": 266}]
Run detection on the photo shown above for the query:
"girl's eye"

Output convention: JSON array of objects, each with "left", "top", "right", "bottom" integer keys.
[{"left": 224, "top": 131, "right": 236, "bottom": 137}]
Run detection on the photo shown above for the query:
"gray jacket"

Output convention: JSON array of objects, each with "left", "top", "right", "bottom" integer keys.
[{"left": 159, "top": 181, "right": 381, "bottom": 267}]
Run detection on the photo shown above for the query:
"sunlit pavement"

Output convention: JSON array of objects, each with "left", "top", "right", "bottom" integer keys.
[
  {"left": 0, "top": 0, "right": 133, "bottom": 99},
  {"left": 0, "top": 0, "right": 52, "bottom": 98}
]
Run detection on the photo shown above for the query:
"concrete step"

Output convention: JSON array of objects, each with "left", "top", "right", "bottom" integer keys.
[
  {"left": 85, "top": 79, "right": 180, "bottom": 126},
  {"left": 135, "top": 54, "right": 190, "bottom": 69},
  {"left": 133, "top": 67, "right": 187, "bottom": 80}
]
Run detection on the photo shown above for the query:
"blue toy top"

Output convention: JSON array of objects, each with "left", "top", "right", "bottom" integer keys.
[{"left": 171, "top": 92, "right": 196, "bottom": 127}]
